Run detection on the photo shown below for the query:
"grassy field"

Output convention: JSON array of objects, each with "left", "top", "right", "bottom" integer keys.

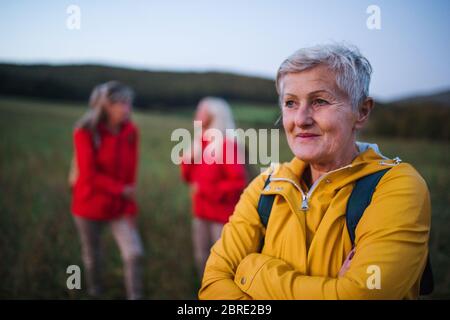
[{"left": 0, "top": 96, "right": 449, "bottom": 299}]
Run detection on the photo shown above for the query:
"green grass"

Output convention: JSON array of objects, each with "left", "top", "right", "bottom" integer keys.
[
  {"left": 0, "top": 96, "right": 448, "bottom": 299},
  {"left": 231, "top": 102, "right": 280, "bottom": 126},
  {"left": 168, "top": 101, "right": 280, "bottom": 127}
]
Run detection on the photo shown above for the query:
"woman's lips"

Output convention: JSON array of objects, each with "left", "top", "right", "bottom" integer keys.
[
  {"left": 296, "top": 133, "right": 319, "bottom": 138},
  {"left": 296, "top": 133, "right": 320, "bottom": 140}
]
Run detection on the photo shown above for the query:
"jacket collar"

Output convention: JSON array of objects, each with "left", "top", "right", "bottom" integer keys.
[
  {"left": 263, "top": 142, "right": 401, "bottom": 203},
  {"left": 259, "top": 142, "right": 402, "bottom": 264},
  {"left": 271, "top": 142, "right": 395, "bottom": 181}
]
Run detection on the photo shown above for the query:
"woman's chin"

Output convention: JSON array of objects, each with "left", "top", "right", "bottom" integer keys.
[
  {"left": 291, "top": 146, "right": 321, "bottom": 163},
  {"left": 296, "top": 155, "right": 317, "bottom": 164}
]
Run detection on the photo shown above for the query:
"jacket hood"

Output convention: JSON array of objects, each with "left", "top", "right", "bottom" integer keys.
[
  {"left": 264, "top": 141, "right": 402, "bottom": 200},
  {"left": 355, "top": 141, "right": 388, "bottom": 159}
]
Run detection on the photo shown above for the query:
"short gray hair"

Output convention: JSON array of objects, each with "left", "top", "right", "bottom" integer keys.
[{"left": 276, "top": 43, "right": 372, "bottom": 110}]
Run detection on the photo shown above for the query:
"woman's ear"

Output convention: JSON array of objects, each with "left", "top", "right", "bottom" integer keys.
[{"left": 354, "top": 97, "right": 374, "bottom": 130}]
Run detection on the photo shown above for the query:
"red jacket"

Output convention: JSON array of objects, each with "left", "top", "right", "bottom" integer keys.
[
  {"left": 71, "top": 121, "right": 139, "bottom": 220},
  {"left": 181, "top": 137, "right": 247, "bottom": 224}
]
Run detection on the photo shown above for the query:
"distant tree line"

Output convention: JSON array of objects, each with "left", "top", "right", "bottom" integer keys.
[
  {"left": 365, "top": 102, "right": 450, "bottom": 141},
  {"left": 0, "top": 63, "right": 448, "bottom": 141},
  {"left": 0, "top": 63, "right": 278, "bottom": 109}
]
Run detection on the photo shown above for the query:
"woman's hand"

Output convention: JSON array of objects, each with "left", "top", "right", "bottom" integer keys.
[
  {"left": 338, "top": 247, "right": 355, "bottom": 277},
  {"left": 190, "top": 182, "right": 198, "bottom": 196},
  {"left": 122, "top": 185, "right": 136, "bottom": 200}
]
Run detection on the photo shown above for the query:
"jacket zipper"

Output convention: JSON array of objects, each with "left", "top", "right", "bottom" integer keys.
[
  {"left": 270, "top": 164, "right": 354, "bottom": 212},
  {"left": 269, "top": 157, "right": 401, "bottom": 212}
]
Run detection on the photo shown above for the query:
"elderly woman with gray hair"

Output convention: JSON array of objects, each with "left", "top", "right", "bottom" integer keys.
[{"left": 199, "top": 43, "right": 432, "bottom": 299}]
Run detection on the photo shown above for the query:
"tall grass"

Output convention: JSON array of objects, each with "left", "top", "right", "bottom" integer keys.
[{"left": 0, "top": 96, "right": 448, "bottom": 298}]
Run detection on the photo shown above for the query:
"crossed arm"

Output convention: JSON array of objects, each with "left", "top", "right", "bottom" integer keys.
[{"left": 199, "top": 169, "right": 431, "bottom": 300}]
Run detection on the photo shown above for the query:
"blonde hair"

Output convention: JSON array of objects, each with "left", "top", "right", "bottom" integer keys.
[
  {"left": 193, "top": 97, "right": 246, "bottom": 164},
  {"left": 198, "top": 97, "right": 235, "bottom": 134}
]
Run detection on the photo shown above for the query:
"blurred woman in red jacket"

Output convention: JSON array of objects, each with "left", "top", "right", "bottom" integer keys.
[
  {"left": 180, "top": 97, "right": 248, "bottom": 278},
  {"left": 70, "top": 81, "right": 144, "bottom": 299}
]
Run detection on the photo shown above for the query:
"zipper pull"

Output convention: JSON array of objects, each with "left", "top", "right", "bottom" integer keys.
[{"left": 301, "top": 195, "right": 309, "bottom": 211}]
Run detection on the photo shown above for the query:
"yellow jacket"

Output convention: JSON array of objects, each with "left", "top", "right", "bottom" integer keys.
[{"left": 199, "top": 145, "right": 431, "bottom": 299}]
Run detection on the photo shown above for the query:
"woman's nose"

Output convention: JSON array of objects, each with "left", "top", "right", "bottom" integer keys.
[{"left": 294, "top": 103, "right": 314, "bottom": 128}]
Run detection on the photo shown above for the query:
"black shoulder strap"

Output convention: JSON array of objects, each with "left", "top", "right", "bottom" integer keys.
[
  {"left": 346, "top": 168, "right": 433, "bottom": 295},
  {"left": 345, "top": 169, "right": 390, "bottom": 246},
  {"left": 257, "top": 174, "right": 275, "bottom": 228}
]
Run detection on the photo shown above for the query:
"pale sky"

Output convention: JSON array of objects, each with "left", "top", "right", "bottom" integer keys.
[{"left": 0, "top": 0, "right": 449, "bottom": 101}]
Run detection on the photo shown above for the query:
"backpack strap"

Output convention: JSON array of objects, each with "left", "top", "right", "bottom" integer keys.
[
  {"left": 257, "top": 174, "right": 275, "bottom": 228},
  {"left": 345, "top": 169, "right": 390, "bottom": 246},
  {"left": 256, "top": 168, "right": 434, "bottom": 295},
  {"left": 346, "top": 168, "right": 433, "bottom": 295}
]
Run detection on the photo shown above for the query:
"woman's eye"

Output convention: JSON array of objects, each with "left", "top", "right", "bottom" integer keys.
[
  {"left": 284, "top": 100, "right": 295, "bottom": 108},
  {"left": 312, "top": 98, "right": 329, "bottom": 106}
]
